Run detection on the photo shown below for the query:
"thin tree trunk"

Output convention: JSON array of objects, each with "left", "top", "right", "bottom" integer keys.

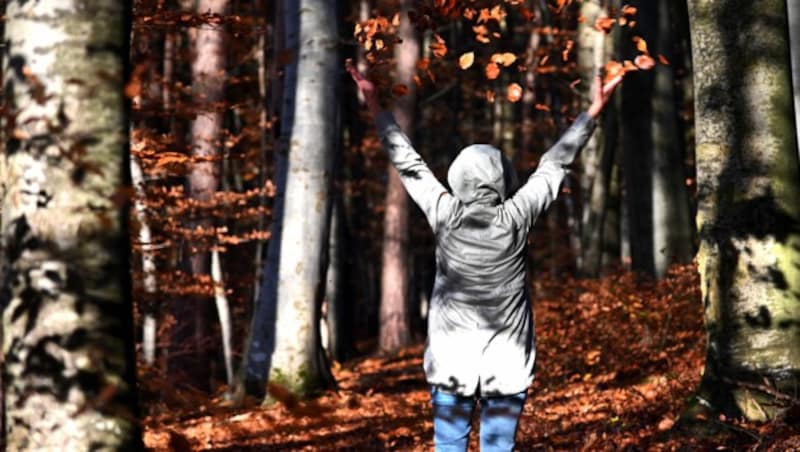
[
  {"left": 380, "top": 0, "right": 418, "bottom": 352},
  {"left": 1, "top": 0, "right": 141, "bottom": 448},
  {"left": 175, "top": 0, "right": 226, "bottom": 389},
  {"left": 622, "top": 0, "right": 693, "bottom": 279},
  {"left": 688, "top": 0, "right": 800, "bottom": 421}
]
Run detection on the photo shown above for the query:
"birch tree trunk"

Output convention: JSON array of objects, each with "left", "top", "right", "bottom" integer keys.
[
  {"left": 1, "top": 0, "right": 141, "bottom": 448},
  {"left": 248, "top": 0, "right": 339, "bottom": 397},
  {"left": 688, "top": 0, "right": 800, "bottom": 421},
  {"left": 380, "top": 0, "right": 418, "bottom": 352},
  {"left": 621, "top": 0, "right": 693, "bottom": 279}
]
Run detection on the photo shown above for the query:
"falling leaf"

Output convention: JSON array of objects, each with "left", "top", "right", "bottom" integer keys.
[
  {"left": 658, "top": 54, "right": 670, "bottom": 65},
  {"left": 490, "top": 52, "right": 517, "bottom": 67},
  {"left": 459, "top": 52, "right": 475, "bottom": 70},
  {"left": 634, "top": 54, "right": 655, "bottom": 70},
  {"left": 535, "top": 103, "right": 550, "bottom": 111},
  {"left": 430, "top": 33, "right": 448, "bottom": 58},
  {"left": 506, "top": 83, "right": 523, "bottom": 102},
  {"left": 391, "top": 84, "right": 409, "bottom": 97},
  {"left": 594, "top": 16, "right": 615, "bottom": 34},
  {"left": 485, "top": 62, "right": 501, "bottom": 80},
  {"left": 633, "top": 36, "right": 649, "bottom": 54},
  {"left": 621, "top": 4, "right": 638, "bottom": 17}
]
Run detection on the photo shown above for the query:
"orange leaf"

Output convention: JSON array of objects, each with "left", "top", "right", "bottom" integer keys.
[
  {"left": 486, "top": 89, "right": 496, "bottom": 102},
  {"left": 463, "top": 8, "right": 476, "bottom": 20},
  {"left": 490, "top": 52, "right": 517, "bottom": 67},
  {"left": 594, "top": 16, "right": 615, "bottom": 34},
  {"left": 485, "top": 62, "right": 501, "bottom": 80},
  {"left": 391, "top": 84, "right": 409, "bottom": 97},
  {"left": 430, "top": 33, "right": 448, "bottom": 58},
  {"left": 658, "top": 54, "right": 670, "bottom": 65},
  {"left": 603, "top": 60, "right": 625, "bottom": 83},
  {"left": 621, "top": 4, "right": 638, "bottom": 17},
  {"left": 459, "top": 52, "right": 475, "bottom": 70},
  {"left": 506, "top": 83, "right": 523, "bottom": 103},
  {"left": 535, "top": 103, "right": 551, "bottom": 111},
  {"left": 633, "top": 36, "right": 648, "bottom": 54},
  {"left": 634, "top": 54, "right": 655, "bottom": 70}
]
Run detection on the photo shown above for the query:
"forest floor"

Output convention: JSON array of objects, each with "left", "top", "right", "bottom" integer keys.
[{"left": 142, "top": 265, "right": 800, "bottom": 451}]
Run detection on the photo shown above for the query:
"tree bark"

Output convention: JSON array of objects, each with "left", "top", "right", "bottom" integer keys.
[
  {"left": 247, "top": 0, "right": 339, "bottom": 397},
  {"left": 379, "top": 0, "right": 418, "bottom": 352},
  {"left": 788, "top": 0, "right": 800, "bottom": 162},
  {"left": 688, "top": 0, "right": 800, "bottom": 421},
  {"left": 1, "top": 0, "right": 141, "bottom": 448}
]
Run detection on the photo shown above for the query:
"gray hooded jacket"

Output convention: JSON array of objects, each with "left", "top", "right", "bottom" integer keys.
[{"left": 375, "top": 111, "right": 596, "bottom": 397}]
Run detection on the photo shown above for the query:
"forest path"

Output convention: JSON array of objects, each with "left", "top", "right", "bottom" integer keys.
[{"left": 143, "top": 266, "right": 790, "bottom": 450}]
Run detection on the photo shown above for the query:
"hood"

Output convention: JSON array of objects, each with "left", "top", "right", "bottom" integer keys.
[{"left": 447, "top": 144, "right": 518, "bottom": 205}]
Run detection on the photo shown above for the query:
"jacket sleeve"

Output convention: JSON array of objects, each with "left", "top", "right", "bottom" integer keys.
[
  {"left": 375, "top": 111, "right": 453, "bottom": 231},
  {"left": 506, "top": 112, "right": 596, "bottom": 226}
]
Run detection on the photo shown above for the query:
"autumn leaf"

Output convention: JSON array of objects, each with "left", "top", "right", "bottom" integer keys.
[
  {"left": 391, "top": 12, "right": 400, "bottom": 27},
  {"left": 430, "top": 33, "right": 447, "bottom": 58},
  {"left": 623, "top": 59, "right": 638, "bottom": 72},
  {"left": 490, "top": 52, "right": 517, "bottom": 67},
  {"left": 486, "top": 89, "right": 496, "bottom": 102},
  {"left": 391, "top": 84, "right": 409, "bottom": 97},
  {"left": 485, "top": 62, "right": 501, "bottom": 80},
  {"left": 633, "top": 36, "right": 649, "bottom": 54},
  {"left": 463, "top": 8, "right": 476, "bottom": 20},
  {"left": 658, "top": 54, "right": 670, "bottom": 65},
  {"left": 506, "top": 83, "right": 523, "bottom": 103},
  {"left": 621, "top": 4, "right": 638, "bottom": 17},
  {"left": 634, "top": 54, "right": 655, "bottom": 70},
  {"left": 594, "top": 16, "right": 615, "bottom": 34},
  {"left": 459, "top": 52, "right": 475, "bottom": 70},
  {"left": 535, "top": 103, "right": 551, "bottom": 111}
]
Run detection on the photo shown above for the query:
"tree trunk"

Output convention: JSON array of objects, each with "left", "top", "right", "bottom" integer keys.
[
  {"left": 788, "top": 0, "right": 800, "bottom": 162},
  {"left": 688, "top": 0, "right": 800, "bottom": 421},
  {"left": 247, "top": 0, "right": 339, "bottom": 398},
  {"left": 379, "top": 0, "right": 418, "bottom": 353},
  {"left": 1, "top": 0, "right": 141, "bottom": 448},
  {"left": 621, "top": 0, "right": 693, "bottom": 279},
  {"left": 172, "top": 0, "right": 227, "bottom": 389}
]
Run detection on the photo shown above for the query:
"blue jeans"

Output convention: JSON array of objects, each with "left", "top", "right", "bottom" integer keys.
[{"left": 430, "top": 386, "right": 527, "bottom": 452}]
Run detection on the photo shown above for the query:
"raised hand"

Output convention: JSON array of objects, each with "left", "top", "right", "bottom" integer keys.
[
  {"left": 587, "top": 73, "right": 623, "bottom": 119},
  {"left": 346, "top": 58, "right": 380, "bottom": 117}
]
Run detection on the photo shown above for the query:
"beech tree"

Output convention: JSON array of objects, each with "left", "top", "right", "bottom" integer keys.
[
  {"left": 245, "top": 0, "right": 339, "bottom": 398},
  {"left": 1, "top": 0, "right": 141, "bottom": 448},
  {"left": 688, "top": 0, "right": 800, "bottom": 421},
  {"left": 380, "top": 0, "right": 419, "bottom": 352}
]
